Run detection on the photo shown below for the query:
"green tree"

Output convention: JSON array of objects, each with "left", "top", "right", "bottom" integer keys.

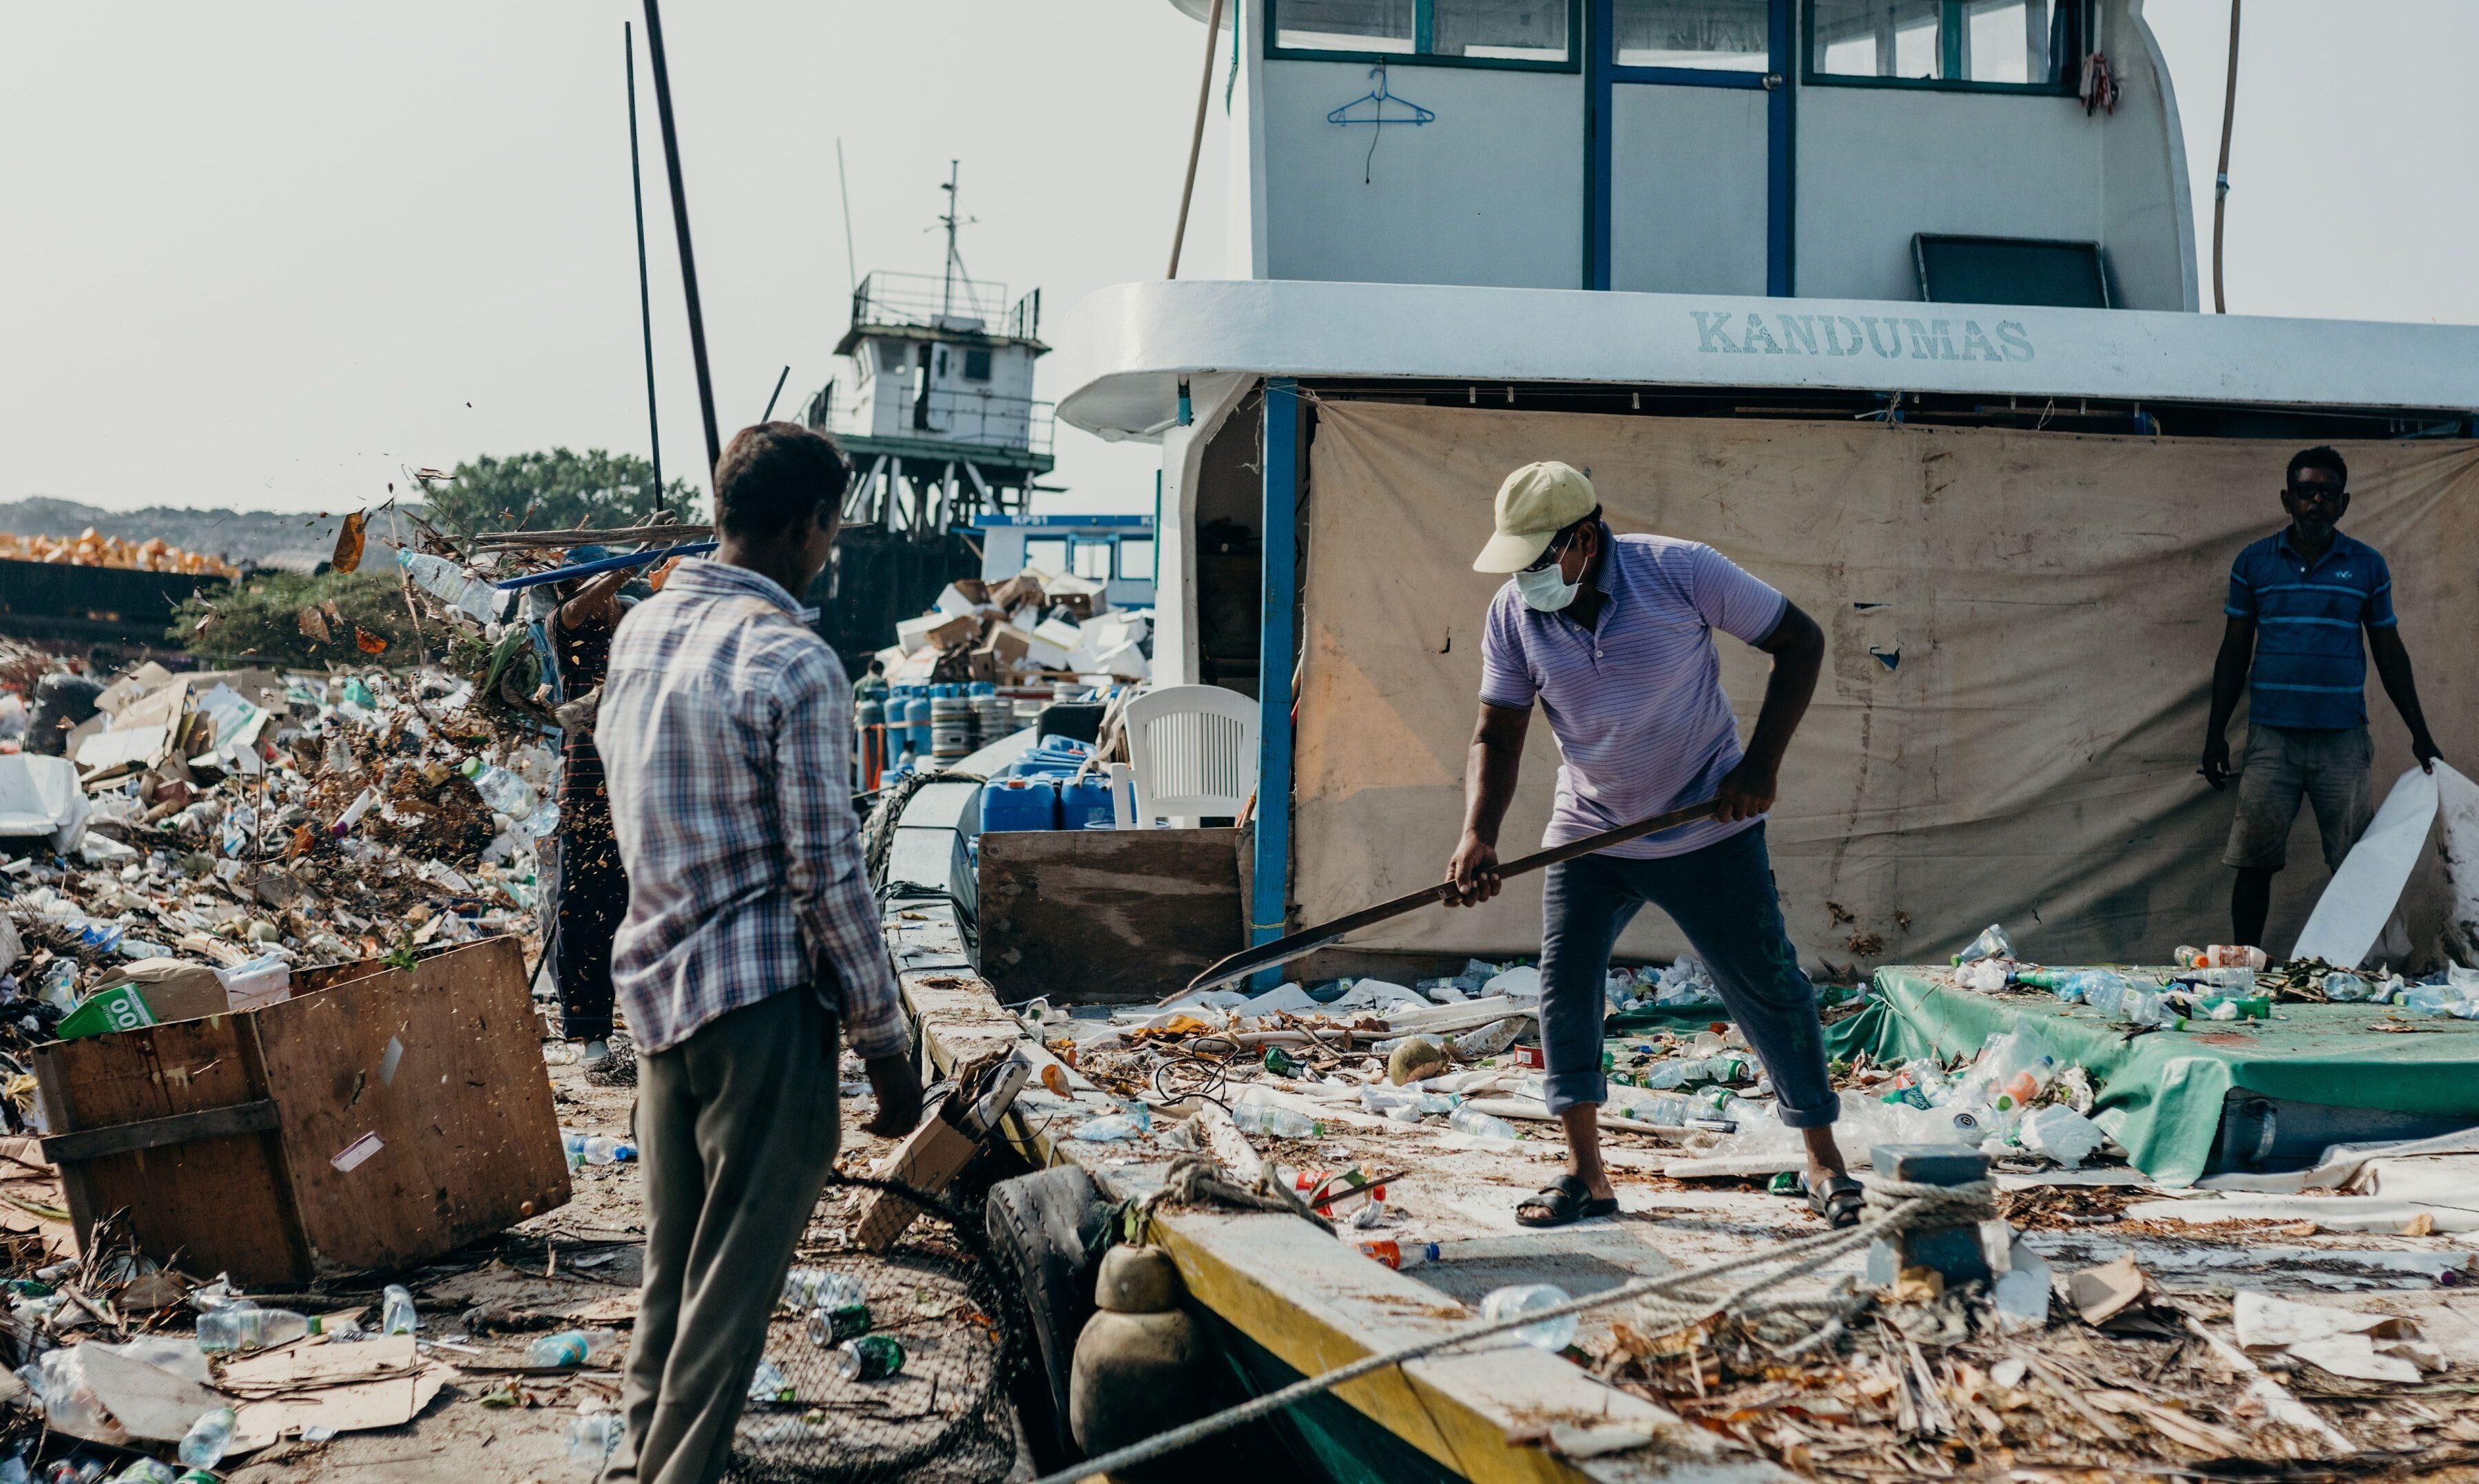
[
  {"left": 171, "top": 569, "right": 421, "bottom": 668},
  {"left": 416, "top": 448, "right": 700, "bottom": 536}
]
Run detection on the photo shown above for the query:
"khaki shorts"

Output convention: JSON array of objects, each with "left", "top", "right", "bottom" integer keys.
[{"left": 2223, "top": 724, "right": 2375, "bottom": 871}]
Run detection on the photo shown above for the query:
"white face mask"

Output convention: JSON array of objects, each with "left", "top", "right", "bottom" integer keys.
[{"left": 1514, "top": 561, "right": 1580, "bottom": 612}]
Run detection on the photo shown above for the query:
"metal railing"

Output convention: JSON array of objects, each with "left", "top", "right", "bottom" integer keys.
[
  {"left": 806, "top": 384, "right": 1054, "bottom": 457},
  {"left": 850, "top": 273, "right": 1041, "bottom": 342}
]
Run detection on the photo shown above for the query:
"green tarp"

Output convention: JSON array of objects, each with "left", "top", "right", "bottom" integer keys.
[{"left": 1831, "top": 968, "right": 2479, "bottom": 1187}]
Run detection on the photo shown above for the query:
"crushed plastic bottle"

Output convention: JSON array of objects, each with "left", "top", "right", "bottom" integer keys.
[
  {"left": 2323, "top": 971, "right": 2372, "bottom": 1002},
  {"left": 1480, "top": 1283, "right": 1578, "bottom": 1352},
  {"left": 746, "top": 1359, "right": 795, "bottom": 1403},
  {"left": 2175, "top": 944, "right": 2268, "bottom": 971},
  {"left": 1446, "top": 1105, "right": 1520, "bottom": 1140},
  {"left": 568, "top": 1411, "right": 624, "bottom": 1466},
  {"left": 1232, "top": 1100, "right": 1325, "bottom": 1139},
  {"left": 381, "top": 1284, "right": 417, "bottom": 1336},
  {"left": 783, "top": 1268, "right": 867, "bottom": 1311},
  {"left": 1353, "top": 1238, "right": 1440, "bottom": 1270},
  {"left": 176, "top": 1405, "right": 236, "bottom": 1470},
  {"left": 459, "top": 757, "right": 541, "bottom": 817},
  {"left": 526, "top": 1328, "right": 619, "bottom": 1367},
  {"left": 1953, "top": 923, "right": 2015, "bottom": 965},
  {"left": 196, "top": 1304, "right": 313, "bottom": 1354}
]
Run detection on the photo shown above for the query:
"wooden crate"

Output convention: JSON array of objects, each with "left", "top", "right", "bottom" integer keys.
[
  {"left": 32, "top": 936, "right": 570, "bottom": 1286},
  {"left": 976, "top": 827, "right": 1245, "bottom": 1003}
]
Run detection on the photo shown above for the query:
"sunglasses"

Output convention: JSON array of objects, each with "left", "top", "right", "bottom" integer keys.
[{"left": 1521, "top": 526, "right": 1584, "bottom": 573}]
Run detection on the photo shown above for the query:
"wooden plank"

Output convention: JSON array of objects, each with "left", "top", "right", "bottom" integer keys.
[
  {"left": 975, "top": 827, "right": 1244, "bottom": 1003},
  {"left": 253, "top": 937, "right": 570, "bottom": 1275},
  {"left": 34, "top": 1016, "right": 311, "bottom": 1284},
  {"left": 40, "top": 1099, "right": 278, "bottom": 1163}
]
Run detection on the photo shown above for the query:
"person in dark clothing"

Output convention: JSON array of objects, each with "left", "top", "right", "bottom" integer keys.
[{"left": 552, "top": 561, "right": 634, "bottom": 1068}]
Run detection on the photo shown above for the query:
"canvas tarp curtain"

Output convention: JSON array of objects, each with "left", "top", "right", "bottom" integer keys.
[{"left": 1290, "top": 401, "right": 2479, "bottom": 968}]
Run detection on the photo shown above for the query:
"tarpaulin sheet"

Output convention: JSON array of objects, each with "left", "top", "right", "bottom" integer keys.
[
  {"left": 1291, "top": 402, "right": 2479, "bottom": 967},
  {"left": 1827, "top": 968, "right": 2479, "bottom": 1187}
]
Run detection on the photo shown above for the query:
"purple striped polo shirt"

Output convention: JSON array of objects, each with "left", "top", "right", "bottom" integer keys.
[{"left": 1478, "top": 534, "right": 1787, "bottom": 860}]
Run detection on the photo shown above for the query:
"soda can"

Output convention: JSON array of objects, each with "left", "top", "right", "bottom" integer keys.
[
  {"left": 807, "top": 1302, "right": 872, "bottom": 1348},
  {"left": 837, "top": 1335, "right": 905, "bottom": 1381}
]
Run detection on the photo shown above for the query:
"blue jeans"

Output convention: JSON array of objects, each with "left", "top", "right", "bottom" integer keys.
[{"left": 1537, "top": 823, "right": 1838, "bottom": 1129}]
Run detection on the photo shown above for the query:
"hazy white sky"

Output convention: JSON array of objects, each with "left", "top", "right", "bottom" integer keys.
[{"left": 1, "top": 3, "right": 2471, "bottom": 519}]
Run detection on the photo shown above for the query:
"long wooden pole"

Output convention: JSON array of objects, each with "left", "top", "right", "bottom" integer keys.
[
  {"left": 2211, "top": 1, "right": 2241, "bottom": 314},
  {"left": 640, "top": 0, "right": 723, "bottom": 478},
  {"left": 624, "top": 23, "right": 665, "bottom": 510},
  {"left": 1179, "top": 799, "right": 1723, "bottom": 999},
  {"left": 1167, "top": 0, "right": 1226, "bottom": 278}
]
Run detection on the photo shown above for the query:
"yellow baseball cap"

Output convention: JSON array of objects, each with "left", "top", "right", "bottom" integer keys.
[{"left": 1472, "top": 461, "right": 1597, "bottom": 573}]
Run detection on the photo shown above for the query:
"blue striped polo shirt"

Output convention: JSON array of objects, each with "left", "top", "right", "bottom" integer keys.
[
  {"left": 2226, "top": 528, "right": 2396, "bottom": 731},
  {"left": 1479, "top": 534, "right": 1787, "bottom": 860}
]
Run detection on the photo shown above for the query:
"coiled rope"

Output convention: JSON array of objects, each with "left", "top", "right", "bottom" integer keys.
[{"left": 1028, "top": 1176, "right": 1997, "bottom": 1484}]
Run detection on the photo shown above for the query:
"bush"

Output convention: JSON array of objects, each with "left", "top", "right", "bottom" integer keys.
[{"left": 172, "top": 568, "right": 422, "bottom": 669}]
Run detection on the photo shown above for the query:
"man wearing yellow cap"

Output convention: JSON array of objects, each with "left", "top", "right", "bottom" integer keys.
[{"left": 1446, "top": 462, "right": 1856, "bottom": 1227}]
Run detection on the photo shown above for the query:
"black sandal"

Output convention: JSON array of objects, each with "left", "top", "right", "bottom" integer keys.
[
  {"left": 1515, "top": 1174, "right": 1619, "bottom": 1228},
  {"left": 1805, "top": 1172, "right": 1865, "bottom": 1229}
]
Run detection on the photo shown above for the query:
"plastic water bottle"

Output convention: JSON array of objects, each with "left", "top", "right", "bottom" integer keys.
[
  {"left": 1232, "top": 1102, "right": 1325, "bottom": 1139},
  {"left": 783, "top": 1270, "right": 867, "bottom": 1310},
  {"left": 459, "top": 757, "right": 539, "bottom": 817},
  {"left": 581, "top": 1136, "right": 635, "bottom": 1165},
  {"left": 2404, "top": 984, "right": 2467, "bottom": 1016},
  {"left": 176, "top": 1406, "right": 236, "bottom": 1470},
  {"left": 1446, "top": 1105, "right": 1520, "bottom": 1140},
  {"left": 511, "top": 800, "right": 561, "bottom": 842},
  {"left": 1481, "top": 1284, "right": 1579, "bottom": 1352},
  {"left": 2324, "top": 972, "right": 2371, "bottom": 1002},
  {"left": 2121, "top": 987, "right": 2182, "bottom": 1027},
  {"left": 1353, "top": 1238, "right": 1440, "bottom": 1270},
  {"left": 196, "top": 1304, "right": 312, "bottom": 1353},
  {"left": 380, "top": 1284, "right": 417, "bottom": 1335},
  {"left": 568, "top": 1412, "right": 624, "bottom": 1466},
  {"left": 1953, "top": 924, "right": 2015, "bottom": 965},
  {"left": 526, "top": 1328, "right": 617, "bottom": 1366}
]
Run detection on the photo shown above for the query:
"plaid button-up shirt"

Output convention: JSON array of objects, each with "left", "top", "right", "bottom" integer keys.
[{"left": 597, "top": 559, "right": 906, "bottom": 1058}]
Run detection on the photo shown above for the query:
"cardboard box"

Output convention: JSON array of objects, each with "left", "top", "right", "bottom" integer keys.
[
  {"left": 92, "top": 959, "right": 229, "bottom": 1021},
  {"left": 982, "top": 627, "right": 1032, "bottom": 667},
  {"left": 931, "top": 583, "right": 979, "bottom": 618},
  {"left": 925, "top": 612, "right": 981, "bottom": 651},
  {"left": 894, "top": 614, "right": 945, "bottom": 651},
  {"left": 989, "top": 574, "right": 1045, "bottom": 612},
  {"left": 965, "top": 645, "right": 999, "bottom": 682}
]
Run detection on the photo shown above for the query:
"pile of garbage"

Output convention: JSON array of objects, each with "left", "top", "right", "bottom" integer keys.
[
  {"left": 0, "top": 650, "right": 552, "bottom": 1132},
  {"left": 0, "top": 529, "right": 238, "bottom": 578},
  {"left": 878, "top": 570, "right": 1149, "bottom": 687},
  {"left": 1937, "top": 921, "right": 2479, "bottom": 1022}
]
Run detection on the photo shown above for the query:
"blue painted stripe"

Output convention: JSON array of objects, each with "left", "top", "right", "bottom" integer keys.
[
  {"left": 2257, "top": 615, "right": 2363, "bottom": 629},
  {"left": 2223, "top": 605, "right": 2252, "bottom": 618},
  {"left": 2252, "top": 681, "right": 2365, "bottom": 693},
  {"left": 1251, "top": 378, "right": 1300, "bottom": 986}
]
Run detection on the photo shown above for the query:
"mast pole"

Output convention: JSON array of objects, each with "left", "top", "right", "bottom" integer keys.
[
  {"left": 625, "top": 22, "right": 664, "bottom": 508},
  {"left": 640, "top": 0, "right": 723, "bottom": 479}
]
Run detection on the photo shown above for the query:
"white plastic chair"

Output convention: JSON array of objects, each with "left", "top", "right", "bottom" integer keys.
[{"left": 1111, "top": 684, "right": 1258, "bottom": 828}]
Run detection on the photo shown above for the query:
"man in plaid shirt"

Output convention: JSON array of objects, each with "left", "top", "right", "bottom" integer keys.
[{"left": 596, "top": 421, "right": 921, "bottom": 1484}]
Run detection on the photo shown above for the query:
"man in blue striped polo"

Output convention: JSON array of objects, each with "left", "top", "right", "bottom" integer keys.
[
  {"left": 2201, "top": 446, "right": 2442, "bottom": 949},
  {"left": 1444, "top": 462, "right": 1857, "bottom": 1228}
]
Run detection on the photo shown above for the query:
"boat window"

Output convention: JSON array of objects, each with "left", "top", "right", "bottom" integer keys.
[
  {"left": 1433, "top": 0, "right": 1568, "bottom": 61},
  {"left": 1808, "top": 0, "right": 2075, "bottom": 92},
  {"left": 1612, "top": 0, "right": 1768, "bottom": 72},
  {"left": 1274, "top": 0, "right": 1416, "bottom": 54},
  {"left": 1269, "top": 0, "right": 1579, "bottom": 68},
  {"left": 1117, "top": 537, "right": 1156, "bottom": 583},
  {"left": 1026, "top": 538, "right": 1070, "bottom": 574},
  {"left": 1071, "top": 542, "right": 1114, "bottom": 582},
  {"left": 963, "top": 348, "right": 993, "bottom": 382}
]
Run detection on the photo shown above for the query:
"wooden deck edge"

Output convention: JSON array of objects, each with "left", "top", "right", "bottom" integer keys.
[{"left": 886, "top": 910, "right": 1790, "bottom": 1484}]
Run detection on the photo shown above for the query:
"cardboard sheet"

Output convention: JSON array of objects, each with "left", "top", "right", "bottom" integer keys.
[
  {"left": 1289, "top": 403, "right": 2479, "bottom": 966},
  {"left": 2292, "top": 766, "right": 2446, "bottom": 969}
]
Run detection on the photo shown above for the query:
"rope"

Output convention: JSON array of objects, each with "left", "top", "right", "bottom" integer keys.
[{"left": 1028, "top": 1179, "right": 1996, "bottom": 1484}]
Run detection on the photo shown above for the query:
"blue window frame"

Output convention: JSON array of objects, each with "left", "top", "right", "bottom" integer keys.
[
  {"left": 1267, "top": 0, "right": 1584, "bottom": 72},
  {"left": 1805, "top": 0, "right": 2082, "bottom": 94}
]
